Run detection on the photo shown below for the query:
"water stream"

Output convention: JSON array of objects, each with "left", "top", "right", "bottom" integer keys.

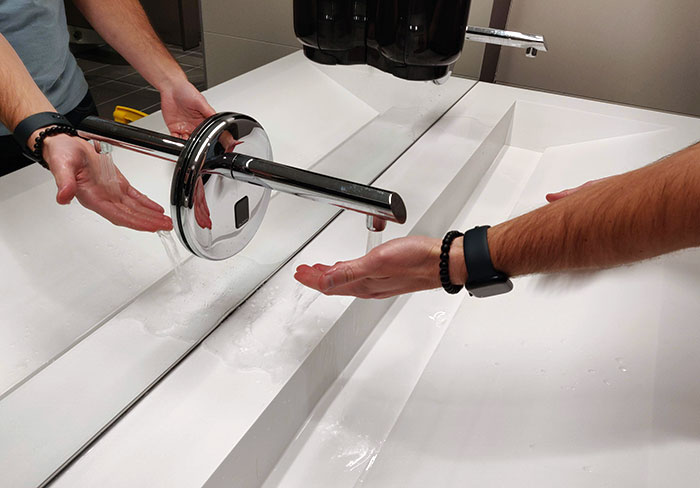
[
  {"left": 157, "top": 230, "right": 189, "bottom": 292},
  {"left": 365, "top": 230, "right": 383, "bottom": 253}
]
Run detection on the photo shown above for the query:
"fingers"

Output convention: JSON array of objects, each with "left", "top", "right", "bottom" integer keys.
[
  {"left": 126, "top": 185, "right": 165, "bottom": 213},
  {"left": 546, "top": 177, "right": 608, "bottom": 202},
  {"left": 107, "top": 166, "right": 172, "bottom": 231},
  {"left": 89, "top": 198, "right": 173, "bottom": 232},
  {"left": 193, "top": 179, "right": 212, "bottom": 229},
  {"left": 312, "top": 263, "right": 332, "bottom": 273},
  {"left": 294, "top": 264, "right": 323, "bottom": 289},
  {"left": 194, "top": 199, "right": 212, "bottom": 229},
  {"left": 295, "top": 258, "right": 370, "bottom": 293},
  {"left": 319, "top": 261, "right": 362, "bottom": 291},
  {"left": 546, "top": 187, "right": 581, "bottom": 202},
  {"left": 294, "top": 265, "right": 406, "bottom": 299},
  {"left": 75, "top": 177, "right": 173, "bottom": 232}
]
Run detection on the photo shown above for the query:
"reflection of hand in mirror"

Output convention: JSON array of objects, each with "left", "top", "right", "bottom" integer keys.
[
  {"left": 218, "top": 130, "right": 241, "bottom": 153},
  {"left": 193, "top": 177, "right": 212, "bottom": 229}
]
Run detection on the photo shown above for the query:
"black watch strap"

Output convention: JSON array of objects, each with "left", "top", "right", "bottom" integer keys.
[
  {"left": 13, "top": 112, "right": 72, "bottom": 148},
  {"left": 464, "top": 225, "right": 513, "bottom": 297}
]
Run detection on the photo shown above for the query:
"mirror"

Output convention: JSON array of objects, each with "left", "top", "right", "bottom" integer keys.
[{"left": 0, "top": 52, "right": 476, "bottom": 487}]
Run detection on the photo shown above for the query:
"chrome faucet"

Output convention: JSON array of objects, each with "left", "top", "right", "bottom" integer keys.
[
  {"left": 465, "top": 26, "right": 548, "bottom": 57},
  {"left": 78, "top": 113, "right": 406, "bottom": 260}
]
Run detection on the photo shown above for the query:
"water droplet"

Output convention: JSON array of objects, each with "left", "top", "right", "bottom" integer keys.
[
  {"left": 429, "top": 311, "right": 447, "bottom": 328},
  {"left": 582, "top": 466, "right": 593, "bottom": 473},
  {"left": 538, "top": 369, "right": 546, "bottom": 374},
  {"left": 619, "top": 366, "right": 628, "bottom": 373},
  {"left": 493, "top": 362, "right": 500, "bottom": 367},
  {"left": 603, "top": 379, "right": 611, "bottom": 386},
  {"left": 587, "top": 369, "right": 596, "bottom": 374},
  {"left": 615, "top": 357, "right": 624, "bottom": 364}
]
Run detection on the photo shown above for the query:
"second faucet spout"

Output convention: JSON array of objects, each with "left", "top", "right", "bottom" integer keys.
[{"left": 465, "top": 25, "right": 548, "bottom": 57}]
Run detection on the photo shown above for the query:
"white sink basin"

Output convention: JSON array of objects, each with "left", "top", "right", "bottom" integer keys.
[
  {"left": 268, "top": 86, "right": 700, "bottom": 487},
  {"left": 50, "top": 83, "right": 700, "bottom": 487}
]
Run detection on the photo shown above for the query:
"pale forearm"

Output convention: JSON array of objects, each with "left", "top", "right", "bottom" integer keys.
[
  {"left": 487, "top": 142, "right": 700, "bottom": 278},
  {"left": 0, "top": 34, "right": 55, "bottom": 146},
  {"left": 72, "top": 0, "right": 186, "bottom": 91}
]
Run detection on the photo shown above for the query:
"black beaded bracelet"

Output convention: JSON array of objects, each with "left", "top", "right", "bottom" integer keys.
[
  {"left": 439, "top": 230, "right": 464, "bottom": 294},
  {"left": 32, "top": 125, "right": 78, "bottom": 169}
]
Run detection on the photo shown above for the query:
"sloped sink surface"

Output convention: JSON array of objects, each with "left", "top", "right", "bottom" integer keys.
[
  {"left": 49, "top": 83, "right": 700, "bottom": 487},
  {"left": 266, "top": 86, "right": 700, "bottom": 488}
]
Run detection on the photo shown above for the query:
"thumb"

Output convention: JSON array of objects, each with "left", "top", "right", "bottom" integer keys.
[{"left": 52, "top": 163, "right": 78, "bottom": 205}]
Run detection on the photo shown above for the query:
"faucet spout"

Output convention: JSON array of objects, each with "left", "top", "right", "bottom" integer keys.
[
  {"left": 465, "top": 26, "right": 548, "bottom": 57},
  {"left": 206, "top": 152, "right": 406, "bottom": 225}
]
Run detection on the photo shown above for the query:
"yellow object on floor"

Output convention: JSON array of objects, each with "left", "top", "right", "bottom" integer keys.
[{"left": 113, "top": 106, "right": 147, "bottom": 124}]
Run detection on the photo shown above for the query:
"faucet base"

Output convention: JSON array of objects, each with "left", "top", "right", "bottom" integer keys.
[{"left": 170, "top": 113, "right": 273, "bottom": 260}]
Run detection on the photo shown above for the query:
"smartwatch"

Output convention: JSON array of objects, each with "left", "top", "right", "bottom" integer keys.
[{"left": 463, "top": 225, "right": 513, "bottom": 298}]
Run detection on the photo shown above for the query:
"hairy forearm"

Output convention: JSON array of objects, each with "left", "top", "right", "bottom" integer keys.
[
  {"left": 0, "top": 35, "right": 55, "bottom": 146},
  {"left": 72, "top": 0, "right": 186, "bottom": 91},
  {"left": 487, "top": 142, "right": 700, "bottom": 277}
]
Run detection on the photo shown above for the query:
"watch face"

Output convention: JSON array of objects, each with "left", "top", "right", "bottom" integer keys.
[{"left": 467, "top": 279, "right": 513, "bottom": 298}]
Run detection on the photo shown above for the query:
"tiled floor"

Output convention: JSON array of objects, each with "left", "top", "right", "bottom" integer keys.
[{"left": 73, "top": 44, "right": 206, "bottom": 120}]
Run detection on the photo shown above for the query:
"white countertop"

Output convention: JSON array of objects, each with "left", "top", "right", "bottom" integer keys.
[{"left": 6, "top": 55, "right": 700, "bottom": 488}]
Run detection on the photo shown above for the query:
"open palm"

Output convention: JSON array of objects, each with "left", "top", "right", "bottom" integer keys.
[{"left": 44, "top": 135, "right": 172, "bottom": 232}]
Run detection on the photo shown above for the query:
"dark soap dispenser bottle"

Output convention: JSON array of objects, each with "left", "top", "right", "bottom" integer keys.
[{"left": 294, "top": 0, "right": 472, "bottom": 81}]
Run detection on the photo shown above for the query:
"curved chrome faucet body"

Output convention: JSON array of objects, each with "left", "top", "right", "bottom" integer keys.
[{"left": 78, "top": 113, "right": 406, "bottom": 260}]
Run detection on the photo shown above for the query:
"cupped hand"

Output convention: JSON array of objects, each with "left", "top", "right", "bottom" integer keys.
[
  {"left": 160, "top": 80, "right": 216, "bottom": 139},
  {"left": 295, "top": 236, "right": 444, "bottom": 299},
  {"left": 43, "top": 134, "right": 173, "bottom": 232}
]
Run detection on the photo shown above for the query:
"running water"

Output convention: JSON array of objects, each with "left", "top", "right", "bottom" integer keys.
[
  {"left": 366, "top": 230, "right": 383, "bottom": 253},
  {"left": 157, "top": 230, "right": 189, "bottom": 292},
  {"left": 94, "top": 142, "right": 122, "bottom": 198}
]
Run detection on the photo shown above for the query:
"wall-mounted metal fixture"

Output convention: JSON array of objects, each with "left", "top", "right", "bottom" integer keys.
[
  {"left": 78, "top": 114, "right": 406, "bottom": 260},
  {"left": 465, "top": 26, "right": 547, "bottom": 57}
]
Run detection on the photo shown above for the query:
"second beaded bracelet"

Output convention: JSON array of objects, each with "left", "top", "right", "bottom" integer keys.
[
  {"left": 32, "top": 125, "right": 78, "bottom": 170},
  {"left": 439, "top": 230, "right": 464, "bottom": 294}
]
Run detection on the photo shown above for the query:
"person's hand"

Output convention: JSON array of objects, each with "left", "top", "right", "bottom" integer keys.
[
  {"left": 193, "top": 176, "right": 212, "bottom": 229},
  {"left": 43, "top": 134, "right": 173, "bottom": 232},
  {"left": 546, "top": 176, "right": 609, "bottom": 202},
  {"left": 295, "top": 236, "right": 465, "bottom": 299},
  {"left": 160, "top": 80, "right": 216, "bottom": 139}
]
